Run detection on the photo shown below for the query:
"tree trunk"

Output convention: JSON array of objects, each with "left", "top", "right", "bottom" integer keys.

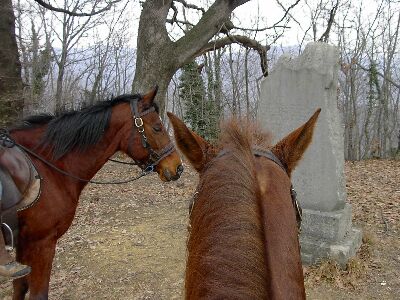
[
  {"left": 214, "top": 49, "right": 223, "bottom": 116},
  {"left": 55, "top": 60, "right": 66, "bottom": 112},
  {"left": 397, "top": 129, "right": 400, "bottom": 152},
  {"left": 0, "top": 0, "right": 24, "bottom": 126},
  {"left": 132, "top": 0, "right": 175, "bottom": 113},
  {"left": 229, "top": 45, "right": 237, "bottom": 115},
  {"left": 132, "top": 0, "right": 254, "bottom": 113},
  {"left": 244, "top": 48, "right": 250, "bottom": 118}
]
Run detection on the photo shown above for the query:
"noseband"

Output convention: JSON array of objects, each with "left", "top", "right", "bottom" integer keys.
[
  {"left": 128, "top": 96, "right": 175, "bottom": 172},
  {"left": 189, "top": 147, "right": 302, "bottom": 231}
]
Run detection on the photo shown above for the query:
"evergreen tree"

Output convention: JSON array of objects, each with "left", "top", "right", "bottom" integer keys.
[
  {"left": 31, "top": 22, "right": 51, "bottom": 98},
  {"left": 179, "top": 61, "right": 219, "bottom": 140}
]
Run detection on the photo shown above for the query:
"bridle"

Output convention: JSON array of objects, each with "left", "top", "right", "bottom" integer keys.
[
  {"left": 188, "top": 147, "right": 302, "bottom": 232},
  {"left": 127, "top": 95, "right": 176, "bottom": 173},
  {"left": 252, "top": 147, "right": 302, "bottom": 231}
]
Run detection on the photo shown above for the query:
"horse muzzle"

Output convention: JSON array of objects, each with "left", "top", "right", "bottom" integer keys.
[{"left": 160, "top": 164, "right": 183, "bottom": 182}]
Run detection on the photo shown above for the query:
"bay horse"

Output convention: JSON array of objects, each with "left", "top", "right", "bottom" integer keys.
[
  {"left": 5, "top": 87, "right": 182, "bottom": 299},
  {"left": 168, "top": 109, "right": 320, "bottom": 299}
]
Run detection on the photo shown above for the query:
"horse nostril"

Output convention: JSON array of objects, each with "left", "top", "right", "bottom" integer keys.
[
  {"left": 176, "top": 164, "right": 184, "bottom": 176},
  {"left": 164, "top": 169, "right": 171, "bottom": 181}
]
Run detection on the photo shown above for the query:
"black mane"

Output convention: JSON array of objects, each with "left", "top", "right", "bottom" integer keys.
[{"left": 13, "top": 94, "right": 151, "bottom": 159}]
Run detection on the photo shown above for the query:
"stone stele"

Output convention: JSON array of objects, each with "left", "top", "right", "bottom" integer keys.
[{"left": 258, "top": 42, "right": 362, "bottom": 266}]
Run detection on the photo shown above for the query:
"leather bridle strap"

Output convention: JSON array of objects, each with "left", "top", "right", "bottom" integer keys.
[
  {"left": 252, "top": 148, "right": 287, "bottom": 172},
  {"left": 128, "top": 97, "right": 176, "bottom": 172},
  {"left": 252, "top": 148, "right": 302, "bottom": 231},
  {"left": 148, "top": 142, "right": 176, "bottom": 167}
]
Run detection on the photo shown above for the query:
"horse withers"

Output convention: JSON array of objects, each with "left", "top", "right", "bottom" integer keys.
[
  {"left": 7, "top": 87, "right": 182, "bottom": 299},
  {"left": 168, "top": 109, "right": 320, "bottom": 299}
]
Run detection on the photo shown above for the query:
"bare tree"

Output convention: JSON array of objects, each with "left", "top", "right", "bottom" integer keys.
[
  {"left": 336, "top": 0, "right": 400, "bottom": 159},
  {"left": 38, "top": 0, "right": 113, "bottom": 111},
  {"left": 132, "top": 0, "right": 283, "bottom": 112}
]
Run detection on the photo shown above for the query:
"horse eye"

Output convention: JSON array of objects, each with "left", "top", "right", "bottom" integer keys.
[{"left": 153, "top": 126, "right": 162, "bottom": 133}]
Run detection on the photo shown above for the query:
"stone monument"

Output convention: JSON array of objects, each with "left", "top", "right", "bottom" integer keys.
[{"left": 258, "top": 42, "right": 362, "bottom": 266}]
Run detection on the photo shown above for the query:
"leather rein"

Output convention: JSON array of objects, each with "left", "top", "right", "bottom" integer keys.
[
  {"left": 189, "top": 147, "right": 302, "bottom": 231},
  {"left": 0, "top": 95, "right": 176, "bottom": 185}
]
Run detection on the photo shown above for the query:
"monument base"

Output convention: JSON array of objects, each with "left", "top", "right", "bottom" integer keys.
[{"left": 299, "top": 203, "right": 362, "bottom": 267}]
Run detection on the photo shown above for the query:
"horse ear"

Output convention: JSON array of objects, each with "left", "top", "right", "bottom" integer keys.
[
  {"left": 142, "top": 86, "right": 158, "bottom": 105},
  {"left": 167, "top": 112, "right": 210, "bottom": 172},
  {"left": 271, "top": 108, "right": 321, "bottom": 175}
]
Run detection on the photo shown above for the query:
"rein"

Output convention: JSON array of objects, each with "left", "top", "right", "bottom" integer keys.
[
  {"left": 0, "top": 132, "right": 152, "bottom": 185},
  {"left": 0, "top": 95, "right": 176, "bottom": 185},
  {"left": 17, "top": 143, "right": 152, "bottom": 184},
  {"left": 189, "top": 147, "right": 302, "bottom": 231}
]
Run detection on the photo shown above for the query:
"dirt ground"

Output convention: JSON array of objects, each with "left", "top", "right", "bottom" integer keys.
[{"left": 1, "top": 159, "right": 399, "bottom": 299}]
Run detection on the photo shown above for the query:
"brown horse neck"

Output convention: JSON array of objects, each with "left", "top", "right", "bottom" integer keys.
[
  {"left": 256, "top": 159, "right": 306, "bottom": 300},
  {"left": 10, "top": 103, "right": 131, "bottom": 188},
  {"left": 53, "top": 103, "right": 131, "bottom": 181},
  {"left": 186, "top": 151, "right": 305, "bottom": 300},
  {"left": 185, "top": 149, "right": 268, "bottom": 299}
]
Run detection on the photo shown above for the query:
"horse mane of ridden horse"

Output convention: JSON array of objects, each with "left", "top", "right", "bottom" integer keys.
[
  {"left": 5, "top": 88, "right": 182, "bottom": 300},
  {"left": 168, "top": 109, "right": 320, "bottom": 300}
]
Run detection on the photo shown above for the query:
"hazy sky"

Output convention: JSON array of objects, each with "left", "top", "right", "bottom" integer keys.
[
  {"left": 24, "top": 0, "right": 385, "bottom": 50},
  {"left": 233, "top": 0, "right": 382, "bottom": 46}
]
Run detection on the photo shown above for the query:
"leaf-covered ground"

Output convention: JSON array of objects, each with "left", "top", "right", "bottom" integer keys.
[
  {"left": 305, "top": 159, "right": 400, "bottom": 299},
  {"left": 1, "top": 159, "right": 399, "bottom": 299}
]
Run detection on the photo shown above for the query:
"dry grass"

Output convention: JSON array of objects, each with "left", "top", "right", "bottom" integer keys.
[{"left": 304, "top": 232, "right": 372, "bottom": 290}]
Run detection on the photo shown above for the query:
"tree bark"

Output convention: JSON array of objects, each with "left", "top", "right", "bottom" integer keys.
[
  {"left": 132, "top": 0, "right": 255, "bottom": 112},
  {"left": 0, "top": 0, "right": 24, "bottom": 126},
  {"left": 244, "top": 48, "right": 250, "bottom": 117},
  {"left": 132, "top": 0, "right": 175, "bottom": 112}
]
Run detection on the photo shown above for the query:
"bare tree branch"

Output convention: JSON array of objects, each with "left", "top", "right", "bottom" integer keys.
[
  {"left": 166, "top": 18, "right": 194, "bottom": 27},
  {"left": 272, "top": 0, "right": 301, "bottom": 28},
  {"left": 174, "top": 0, "right": 251, "bottom": 66},
  {"left": 318, "top": 0, "right": 339, "bottom": 42},
  {"left": 173, "top": 0, "right": 205, "bottom": 14},
  {"left": 33, "top": 0, "right": 121, "bottom": 17},
  {"left": 167, "top": 1, "right": 179, "bottom": 24},
  {"left": 356, "top": 63, "right": 400, "bottom": 90},
  {"left": 166, "top": 2, "right": 194, "bottom": 28},
  {"left": 232, "top": 24, "right": 291, "bottom": 31},
  {"left": 197, "top": 34, "right": 269, "bottom": 77},
  {"left": 232, "top": 0, "right": 300, "bottom": 32}
]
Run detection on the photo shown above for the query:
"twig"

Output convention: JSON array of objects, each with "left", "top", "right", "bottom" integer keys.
[
  {"left": 33, "top": 0, "right": 121, "bottom": 17},
  {"left": 380, "top": 207, "right": 389, "bottom": 234}
]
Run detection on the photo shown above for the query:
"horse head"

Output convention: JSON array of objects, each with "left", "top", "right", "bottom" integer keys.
[
  {"left": 119, "top": 87, "right": 183, "bottom": 182},
  {"left": 167, "top": 110, "right": 321, "bottom": 299}
]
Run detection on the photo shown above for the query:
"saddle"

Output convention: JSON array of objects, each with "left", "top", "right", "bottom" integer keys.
[{"left": 0, "top": 143, "right": 41, "bottom": 247}]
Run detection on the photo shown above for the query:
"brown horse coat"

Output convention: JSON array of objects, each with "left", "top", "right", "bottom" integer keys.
[
  {"left": 168, "top": 109, "right": 320, "bottom": 299},
  {"left": 7, "top": 88, "right": 182, "bottom": 300}
]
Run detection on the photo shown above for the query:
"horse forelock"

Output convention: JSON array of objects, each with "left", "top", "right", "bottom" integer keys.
[
  {"left": 218, "top": 118, "right": 272, "bottom": 150},
  {"left": 186, "top": 118, "right": 271, "bottom": 299}
]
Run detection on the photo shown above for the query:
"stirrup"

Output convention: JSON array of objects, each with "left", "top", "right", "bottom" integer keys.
[
  {"left": 0, "top": 261, "right": 31, "bottom": 279},
  {"left": 1, "top": 222, "right": 14, "bottom": 251}
]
